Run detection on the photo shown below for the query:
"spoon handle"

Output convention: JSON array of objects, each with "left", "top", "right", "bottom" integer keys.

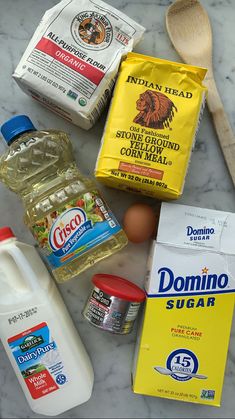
[{"left": 205, "top": 75, "right": 235, "bottom": 187}]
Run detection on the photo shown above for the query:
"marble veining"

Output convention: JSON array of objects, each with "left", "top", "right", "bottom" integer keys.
[{"left": 0, "top": 0, "right": 235, "bottom": 418}]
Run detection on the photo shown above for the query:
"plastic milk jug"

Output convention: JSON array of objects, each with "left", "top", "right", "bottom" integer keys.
[{"left": 0, "top": 227, "right": 94, "bottom": 416}]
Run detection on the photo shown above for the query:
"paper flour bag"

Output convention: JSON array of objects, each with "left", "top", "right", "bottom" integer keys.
[{"left": 13, "top": 0, "right": 145, "bottom": 129}]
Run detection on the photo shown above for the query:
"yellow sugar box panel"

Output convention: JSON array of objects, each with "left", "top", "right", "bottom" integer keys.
[
  {"left": 133, "top": 295, "right": 234, "bottom": 406},
  {"left": 95, "top": 53, "right": 207, "bottom": 199},
  {"left": 132, "top": 203, "right": 235, "bottom": 406}
]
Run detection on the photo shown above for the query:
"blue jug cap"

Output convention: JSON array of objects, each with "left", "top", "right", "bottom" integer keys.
[{"left": 1, "top": 115, "right": 36, "bottom": 144}]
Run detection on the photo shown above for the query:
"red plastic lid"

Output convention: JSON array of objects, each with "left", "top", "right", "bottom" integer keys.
[
  {"left": 92, "top": 274, "right": 146, "bottom": 302},
  {"left": 0, "top": 227, "right": 15, "bottom": 242}
]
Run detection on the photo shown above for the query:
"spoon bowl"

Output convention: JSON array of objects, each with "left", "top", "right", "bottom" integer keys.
[
  {"left": 166, "top": 0, "right": 212, "bottom": 70},
  {"left": 166, "top": 0, "right": 235, "bottom": 187}
]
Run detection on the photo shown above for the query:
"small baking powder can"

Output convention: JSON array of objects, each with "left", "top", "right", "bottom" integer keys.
[{"left": 82, "top": 274, "right": 146, "bottom": 334}]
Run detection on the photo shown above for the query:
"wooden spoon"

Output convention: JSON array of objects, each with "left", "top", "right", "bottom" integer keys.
[{"left": 166, "top": 0, "right": 235, "bottom": 186}]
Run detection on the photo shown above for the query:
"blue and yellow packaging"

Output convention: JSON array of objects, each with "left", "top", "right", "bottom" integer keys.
[{"left": 132, "top": 203, "right": 235, "bottom": 406}]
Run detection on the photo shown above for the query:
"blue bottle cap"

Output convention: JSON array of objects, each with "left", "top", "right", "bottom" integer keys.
[{"left": 1, "top": 115, "right": 36, "bottom": 144}]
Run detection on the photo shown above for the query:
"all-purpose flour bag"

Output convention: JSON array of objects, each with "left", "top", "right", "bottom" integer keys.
[{"left": 13, "top": 0, "right": 145, "bottom": 129}]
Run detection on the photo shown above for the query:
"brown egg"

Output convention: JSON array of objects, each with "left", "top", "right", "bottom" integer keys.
[{"left": 123, "top": 203, "right": 158, "bottom": 243}]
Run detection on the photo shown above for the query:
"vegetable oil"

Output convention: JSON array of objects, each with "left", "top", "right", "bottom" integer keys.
[{"left": 0, "top": 115, "right": 127, "bottom": 282}]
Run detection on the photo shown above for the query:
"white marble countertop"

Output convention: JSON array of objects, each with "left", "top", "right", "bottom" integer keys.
[{"left": 0, "top": 0, "right": 235, "bottom": 418}]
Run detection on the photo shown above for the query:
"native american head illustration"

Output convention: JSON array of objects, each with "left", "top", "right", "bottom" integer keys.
[{"left": 133, "top": 90, "right": 177, "bottom": 129}]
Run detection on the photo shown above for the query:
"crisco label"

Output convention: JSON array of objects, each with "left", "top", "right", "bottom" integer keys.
[
  {"left": 32, "top": 190, "right": 121, "bottom": 269},
  {"left": 49, "top": 208, "right": 92, "bottom": 257}
]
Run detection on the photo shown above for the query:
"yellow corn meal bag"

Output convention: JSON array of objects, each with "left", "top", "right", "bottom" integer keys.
[{"left": 95, "top": 52, "right": 207, "bottom": 200}]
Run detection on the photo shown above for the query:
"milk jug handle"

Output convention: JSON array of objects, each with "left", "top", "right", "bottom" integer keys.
[{"left": 6, "top": 245, "right": 41, "bottom": 292}]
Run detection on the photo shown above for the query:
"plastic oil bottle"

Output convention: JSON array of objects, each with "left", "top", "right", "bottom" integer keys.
[
  {"left": 0, "top": 226, "right": 94, "bottom": 416},
  {"left": 0, "top": 115, "right": 127, "bottom": 282}
]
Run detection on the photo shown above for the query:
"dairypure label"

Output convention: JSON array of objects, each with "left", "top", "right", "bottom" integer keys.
[{"left": 8, "top": 322, "right": 68, "bottom": 400}]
